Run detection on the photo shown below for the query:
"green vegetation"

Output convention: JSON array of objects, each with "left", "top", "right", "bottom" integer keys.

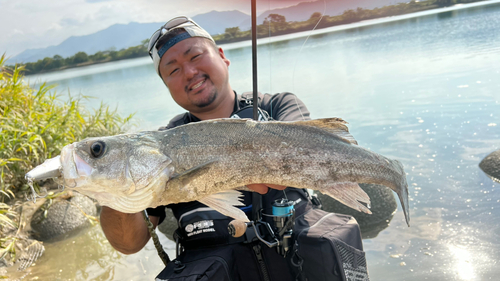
[
  {"left": 10, "top": 0, "right": 487, "bottom": 75},
  {"left": 212, "top": 0, "right": 484, "bottom": 43},
  {"left": 21, "top": 41, "right": 148, "bottom": 75},
  {"left": 0, "top": 53, "right": 134, "bottom": 265}
]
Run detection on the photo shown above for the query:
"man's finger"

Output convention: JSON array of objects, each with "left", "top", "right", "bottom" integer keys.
[
  {"left": 246, "top": 183, "right": 287, "bottom": 194},
  {"left": 246, "top": 184, "right": 269, "bottom": 194},
  {"left": 266, "top": 184, "right": 287, "bottom": 190}
]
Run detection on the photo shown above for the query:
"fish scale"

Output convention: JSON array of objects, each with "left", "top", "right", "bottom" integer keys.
[{"left": 26, "top": 117, "right": 410, "bottom": 226}]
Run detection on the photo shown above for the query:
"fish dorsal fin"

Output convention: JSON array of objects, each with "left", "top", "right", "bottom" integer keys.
[
  {"left": 295, "top": 118, "right": 358, "bottom": 145},
  {"left": 198, "top": 191, "right": 249, "bottom": 222},
  {"left": 169, "top": 159, "right": 217, "bottom": 187}
]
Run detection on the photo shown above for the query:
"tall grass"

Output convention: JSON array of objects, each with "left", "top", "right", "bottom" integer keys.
[
  {"left": 0, "top": 53, "right": 134, "bottom": 265},
  {"left": 0, "top": 53, "right": 134, "bottom": 201}
]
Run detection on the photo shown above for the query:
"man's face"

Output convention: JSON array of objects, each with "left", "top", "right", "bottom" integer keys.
[{"left": 158, "top": 37, "right": 231, "bottom": 113}]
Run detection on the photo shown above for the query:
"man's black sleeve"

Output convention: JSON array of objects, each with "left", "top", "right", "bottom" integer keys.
[{"left": 262, "top": 92, "right": 311, "bottom": 121}]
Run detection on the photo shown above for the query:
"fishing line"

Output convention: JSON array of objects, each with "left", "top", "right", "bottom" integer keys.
[
  {"left": 264, "top": 0, "right": 327, "bottom": 121},
  {"left": 290, "top": 0, "right": 327, "bottom": 121}
]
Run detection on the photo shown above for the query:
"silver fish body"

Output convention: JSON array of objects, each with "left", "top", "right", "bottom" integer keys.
[{"left": 33, "top": 118, "right": 410, "bottom": 226}]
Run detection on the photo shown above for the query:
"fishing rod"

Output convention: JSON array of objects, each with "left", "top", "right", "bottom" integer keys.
[
  {"left": 251, "top": 0, "right": 259, "bottom": 122},
  {"left": 231, "top": 0, "right": 328, "bottom": 257},
  {"left": 228, "top": 0, "right": 296, "bottom": 258}
]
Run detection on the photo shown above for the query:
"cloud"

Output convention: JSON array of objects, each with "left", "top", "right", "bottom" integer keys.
[
  {"left": 60, "top": 17, "right": 83, "bottom": 27},
  {"left": 1, "top": 0, "right": 307, "bottom": 57}
]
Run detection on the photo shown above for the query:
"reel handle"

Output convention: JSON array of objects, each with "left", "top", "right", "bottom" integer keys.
[{"left": 228, "top": 220, "right": 249, "bottom": 238}]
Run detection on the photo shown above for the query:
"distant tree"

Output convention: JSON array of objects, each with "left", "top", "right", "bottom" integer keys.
[
  {"left": 51, "top": 55, "right": 64, "bottom": 68},
  {"left": 263, "top": 14, "right": 288, "bottom": 32},
  {"left": 224, "top": 27, "right": 241, "bottom": 39},
  {"left": 342, "top": 9, "right": 358, "bottom": 21},
  {"left": 435, "top": 0, "right": 455, "bottom": 6},
  {"left": 356, "top": 7, "right": 368, "bottom": 19},
  {"left": 41, "top": 57, "right": 54, "bottom": 70},
  {"left": 309, "top": 12, "right": 323, "bottom": 21},
  {"left": 89, "top": 51, "right": 107, "bottom": 62},
  {"left": 264, "top": 13, "right": 287, "bottom": 24},
  {"left": 73, "top": 52, "right": 89, "bottom": 64},
  {"left": 108, "top": 50, "right": 118, "bottom": 60}
]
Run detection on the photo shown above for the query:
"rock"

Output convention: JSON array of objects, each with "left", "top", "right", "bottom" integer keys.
[
  {"left": 30, "top": 192, "right": 97, "bottom": 242},
  {"left": 479, "top": 149, "right": 500, "bottom": 183},
  {"left": 157, "top": 207, "right": 177, "bottom": 241},
  {"left": 317, "top": 183, "right": 397, "bottom": 238}
]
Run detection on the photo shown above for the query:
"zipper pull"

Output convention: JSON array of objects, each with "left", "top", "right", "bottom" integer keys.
[{"left": 253, "top": 244, "right": 271, "bottom": 281}]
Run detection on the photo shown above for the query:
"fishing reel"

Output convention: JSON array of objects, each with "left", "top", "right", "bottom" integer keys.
[{"left": 228, "top": 198, "right": 295, "bottom": 257}]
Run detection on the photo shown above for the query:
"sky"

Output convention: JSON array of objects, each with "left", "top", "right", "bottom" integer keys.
[{"left": 1, "top": 0, "right": 309, "bottom": 57}]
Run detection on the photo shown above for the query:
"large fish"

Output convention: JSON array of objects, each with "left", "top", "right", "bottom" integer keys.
[{"left": 26, "top": 118, "right": 410, "bottom": 226}]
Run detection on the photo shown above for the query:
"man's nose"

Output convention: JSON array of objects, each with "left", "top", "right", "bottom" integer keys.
[{"left": 183, "top": 64, "right": 198, "bottom": 80}]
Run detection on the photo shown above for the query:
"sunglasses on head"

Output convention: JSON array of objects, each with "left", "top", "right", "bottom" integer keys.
[{"left": 148, "top": 16, "right": 199, "bottom": 58}]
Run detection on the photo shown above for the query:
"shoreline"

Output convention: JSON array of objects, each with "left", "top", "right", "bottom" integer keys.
[{"left": 27, "top": 0, "right": 500, "bottom": 78}]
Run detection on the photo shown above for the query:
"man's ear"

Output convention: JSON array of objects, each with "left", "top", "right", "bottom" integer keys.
[{"left": 219, "top": 47, "right": 230, "bottom": 67}]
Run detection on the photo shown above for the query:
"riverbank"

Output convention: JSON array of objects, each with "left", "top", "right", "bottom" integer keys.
[
  {"left": 26, "top": 0, "right": 500, "bottom": 81},
  {"left": 19, "top": 0, "right": 496, "bottom": 76}
]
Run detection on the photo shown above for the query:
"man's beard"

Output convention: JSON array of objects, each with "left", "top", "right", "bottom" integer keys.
[
  {"left": 192, "top": 88, "right": 217, "bottom": 108},
  {"left": 188, "top": 74, "right": 217, "bottom": 108}
]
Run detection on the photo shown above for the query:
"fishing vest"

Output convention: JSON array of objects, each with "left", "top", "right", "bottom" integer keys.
[{"left": 154, "top": 92, "right": 369, "bottom": 281}]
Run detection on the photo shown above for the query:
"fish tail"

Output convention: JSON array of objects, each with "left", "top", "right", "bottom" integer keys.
[{"left": 392, "top": 159, "right": 410, "bottom": 226}]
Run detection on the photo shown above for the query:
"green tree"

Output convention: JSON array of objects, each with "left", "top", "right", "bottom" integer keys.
[
  {"left": 89, "top": 51, "right": 107, "bottom": 62},
  {"left": 52, "top": 55, "right": 64, "bottom": 69},
  {"left": 342, "top": 9, "right": 358, "bottom": 21},
  {"left": 435, "top": 0, "right": 455, "bottom": 6},
  {"left": 224, "top": 27, "right": 241, "bottom": 39},
  {"left": 309, "top": 12, "right": 323, "bottom": 21},
  {"left": 263, "top": 14, "right": 288, "bottom": 32},
  {"left": 73, "top": 52, "right": 89, "bottom": 64}
]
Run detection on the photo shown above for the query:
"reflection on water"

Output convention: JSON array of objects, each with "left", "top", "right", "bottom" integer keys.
[
  {"left": 5, "top": 226, "right": 175, "bottom": 280},
  {"left": 21, "top": 2, "right": 500, "bottom": 280}
]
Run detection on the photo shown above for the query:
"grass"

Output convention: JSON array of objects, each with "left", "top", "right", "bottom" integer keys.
[{"left": 0, "top": 53, "right": 134, "bottom": 267}]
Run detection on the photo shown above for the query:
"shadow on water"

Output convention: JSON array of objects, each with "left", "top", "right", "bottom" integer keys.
[{"left": 5, "top": 226, "right": 175, "bottom": 280}]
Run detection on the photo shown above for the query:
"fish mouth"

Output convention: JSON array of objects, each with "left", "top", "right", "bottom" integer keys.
[
  {"left": 60, "top": 143, "right": 93, "bottom": 181},
  {"left": 74, "top": 153, "right": 92, "bottom": 177}
]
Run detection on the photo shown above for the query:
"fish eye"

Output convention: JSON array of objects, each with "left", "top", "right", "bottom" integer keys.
[{"left": 90, "top": 141, "right": 106, "bottom": 158}]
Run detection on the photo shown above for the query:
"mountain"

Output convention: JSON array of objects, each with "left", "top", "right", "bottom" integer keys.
[
  {"left": 9, "top": 1, "right": 408, "bottom": 64},
  {"left": 8, "top": 22, "right": 162, "bottom": 64},
  {"left": 192, "top": 10, "right": 250, "bottom": 35},
  {"left": 239, "top": 0, "right": 411, "bottom": 29},
  {"left": 8, "top": 10, "right": 249, "bottom": 64}
]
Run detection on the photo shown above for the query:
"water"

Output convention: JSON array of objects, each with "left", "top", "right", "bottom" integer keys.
[{"left": 21, "top": 2, "right": 500, "bottom": 280}]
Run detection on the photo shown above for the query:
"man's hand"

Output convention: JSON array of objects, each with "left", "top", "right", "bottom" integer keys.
[
  {"left": 246, "top": 183, "right": 287, "bottom": 194},
  {"left": 100, "top": 206, "right": 158, "bottom": 254}
]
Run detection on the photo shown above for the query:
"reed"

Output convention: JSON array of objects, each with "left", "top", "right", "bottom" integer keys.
[{"left": 0, "top": 53, "right": 134, "bottom": 265}]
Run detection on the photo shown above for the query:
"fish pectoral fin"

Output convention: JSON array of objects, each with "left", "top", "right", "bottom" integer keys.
[
  {"left": 294, "top": 118, "right": 358, "bottom": 145},
  {"left": 322, "top": 182, "right": 372, "bottom": 214},
  {"left": 169, "top": 160, "right": 218, "bottom": 187},
  {"left": 198, "top": 190, "right": 249, "bottom": 222}
]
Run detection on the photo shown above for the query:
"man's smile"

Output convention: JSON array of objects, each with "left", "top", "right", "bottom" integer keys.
[{"left": 187, "top": 76, "right": 208, "bottom": 93}]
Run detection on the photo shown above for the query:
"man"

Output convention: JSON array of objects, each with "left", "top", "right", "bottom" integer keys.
[{"left": 100, "top": 16, "right": 315, "bottom": 280}]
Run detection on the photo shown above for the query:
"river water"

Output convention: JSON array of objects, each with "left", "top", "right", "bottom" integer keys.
[{"left": 17, "top": 2, "right": 500, "bottom": 280}]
